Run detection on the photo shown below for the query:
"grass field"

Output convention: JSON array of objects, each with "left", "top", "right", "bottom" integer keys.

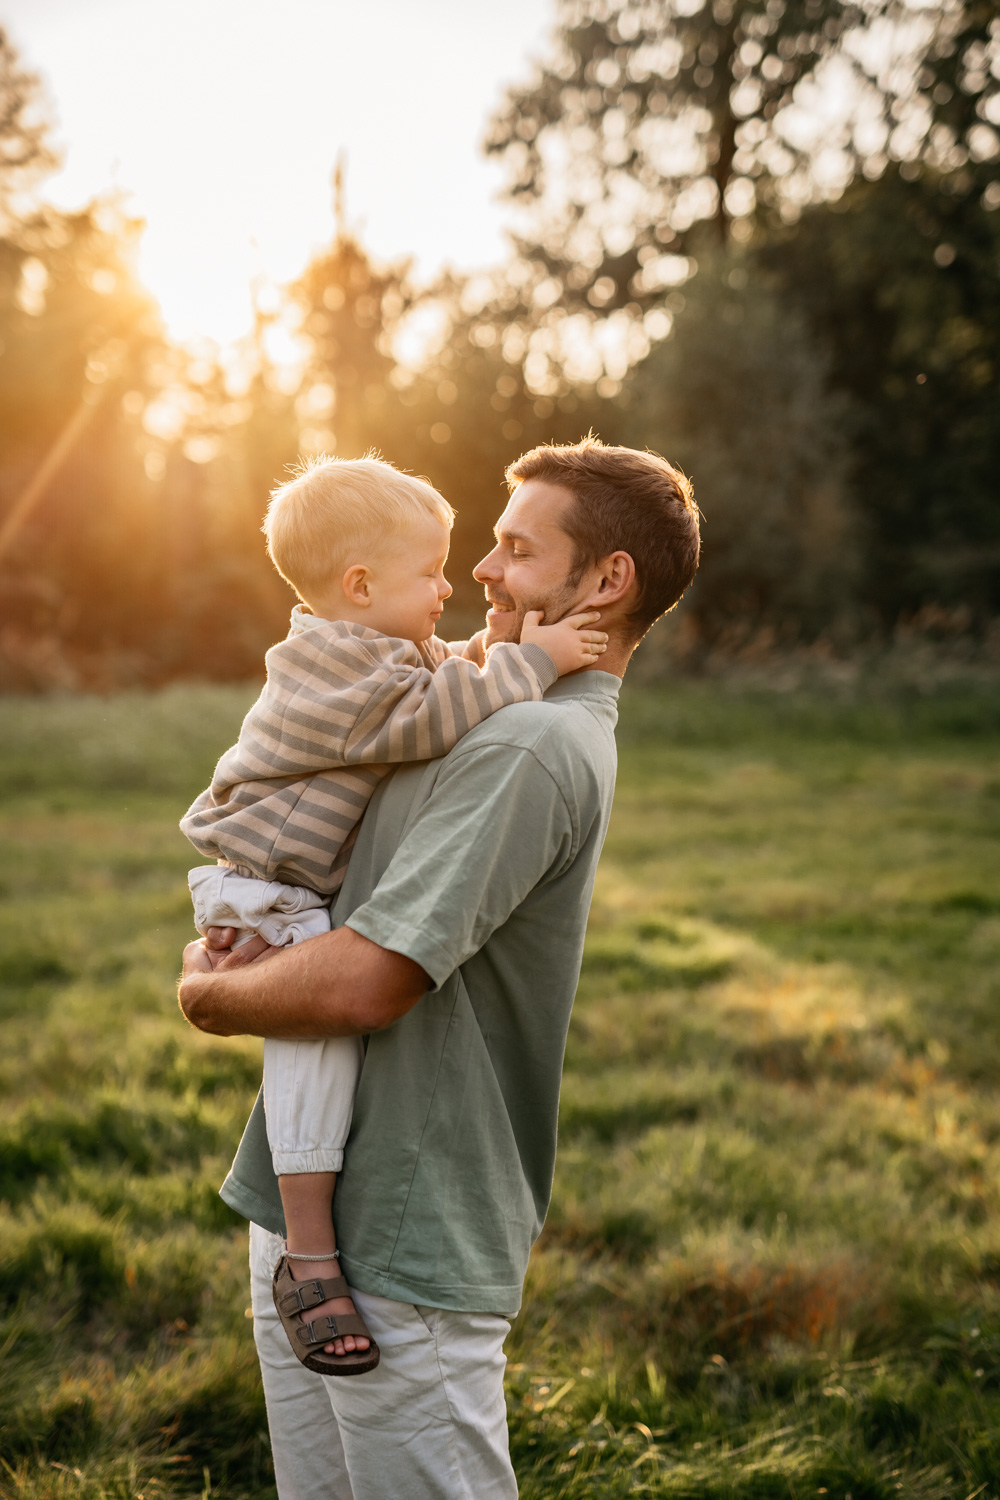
[{"left": 2, "top": 678, "right": 1000, "bottom": 1499}]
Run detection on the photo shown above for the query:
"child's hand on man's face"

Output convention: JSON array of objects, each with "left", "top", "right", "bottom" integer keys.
[{"left": 521, "top": 610, "right": 608, "bottom": 676}]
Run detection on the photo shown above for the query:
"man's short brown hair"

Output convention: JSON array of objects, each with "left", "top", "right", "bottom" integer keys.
[{"left": 506, "top": 436, "right": 700, "bottom": 639}]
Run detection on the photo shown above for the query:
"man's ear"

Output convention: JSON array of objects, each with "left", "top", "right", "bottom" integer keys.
[
  {"left": 342, "top": 564, "right": 373, "bottom": 607},
  {"left": 588, "top": 551, "right": 636, "bottom": 610}
]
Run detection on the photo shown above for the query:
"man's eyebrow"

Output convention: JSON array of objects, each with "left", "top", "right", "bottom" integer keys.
[{"left": 493, "top": 525, "right": 532, "bottom": 544}]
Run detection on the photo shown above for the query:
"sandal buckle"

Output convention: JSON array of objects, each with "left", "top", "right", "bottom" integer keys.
[
  {"left": 292, "top": 1279, "right": 325, "bottom": 1311},
  {"left": 300, "top": 1315, "right": 337, "bottom": 1344}
]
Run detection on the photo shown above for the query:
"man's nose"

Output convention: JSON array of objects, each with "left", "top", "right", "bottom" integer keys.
[{"left": 473, "top": 547, "right": 500, "bottom": 581}]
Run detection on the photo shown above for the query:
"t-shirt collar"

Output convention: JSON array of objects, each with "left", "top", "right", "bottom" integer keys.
[{"left": 544, "top": 670, "right": 621, "bottom": 703}]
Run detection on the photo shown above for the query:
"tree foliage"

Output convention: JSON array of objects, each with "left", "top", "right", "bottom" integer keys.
[
  {"left": 487, "top": 0, "right": 828, "bottom": 286},
  {"left": 0, "top": 14, "right": 998, "bottom": 687},
  {"left": 485, "top": 0, "right": 1000, "bottom": 310},
  {"left": 0, "top": 203, "right": 290, "bottom": 688},
  {"left": 624, "top": 249, "right": 858, "bottom": 643},
  {"left": 760, "top": 163, "right": 1000, "bottom": 619},
  {"left": 290, "top": 230, "right": 411, "bottom": 461},
  {"left": 0, "top": 28, "right": 56, "bottom": 224}
]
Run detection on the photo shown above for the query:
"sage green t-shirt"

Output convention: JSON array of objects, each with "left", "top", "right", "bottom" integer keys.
[{"left": 220, "top": 672, "right": 620, "bottom": 1316}]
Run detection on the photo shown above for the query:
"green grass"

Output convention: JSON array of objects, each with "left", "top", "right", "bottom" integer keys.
[{"left": 1, "top": 679, "right": 1000, "bottom": 1498}]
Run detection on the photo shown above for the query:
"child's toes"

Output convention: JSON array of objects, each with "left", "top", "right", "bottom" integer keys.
[{"left": 322, "top": 1334, "right": 369, "bottom": 1356}]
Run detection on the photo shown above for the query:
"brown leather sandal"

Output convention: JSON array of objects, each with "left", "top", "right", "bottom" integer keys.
[{"left": 272, "top": 1253, "right": 380, "bottom": 1376}]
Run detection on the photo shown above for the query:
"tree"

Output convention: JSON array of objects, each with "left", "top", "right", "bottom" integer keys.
[
  {"left": 0, "top": 27, "right": 56, "bottom": 226},
  {"left": 623, "top": 247, "right": 858, "bottom": 644},
  {"left": 0, "top": 196, "right": 302, "bottom": 688},
  {"left": 486, "top": 0, "right": 842, "bottom": 312},
  {"left": 758, "top": 163, "right": 1000, "bottom": 620},
  {"left": 485, "top": 0, "right": 999, "bottom": 311},
  {"left": 289, "top": 168, "right": 413, "bottom": 463},
  {"left": 0, "top": 204, "right": 175, "bottom": 686}
]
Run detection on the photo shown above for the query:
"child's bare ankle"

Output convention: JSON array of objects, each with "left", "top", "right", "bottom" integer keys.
[
  {"left": 278, "top": 1170, "right": 339, "bottom": 1280},
  {"left": 285, "top": 1248, "right": 340, "bottom": 1281}
]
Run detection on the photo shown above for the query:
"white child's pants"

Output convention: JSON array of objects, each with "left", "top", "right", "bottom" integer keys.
[{"left": 188, "top": 865, "right": 364, "bottom": 1175}]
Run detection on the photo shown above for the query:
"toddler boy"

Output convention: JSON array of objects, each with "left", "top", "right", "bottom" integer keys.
[{"left": 180, "top": 455, "right": 606, "bottom": 1377}]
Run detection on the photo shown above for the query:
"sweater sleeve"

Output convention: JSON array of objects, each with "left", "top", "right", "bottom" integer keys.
[
  {"left": 333, "top": 636, "right": 558, "bottom": 766},
  {"left": 422, "top": 631, "right": 487, "bottom": 668},
  {"left": 184, "top": 627, "right": 559, "bottom": 820}
]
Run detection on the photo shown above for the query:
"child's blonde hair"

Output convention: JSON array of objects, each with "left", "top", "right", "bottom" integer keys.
[{"left": 262, "top": 454, "right": 455, "bottom": 601}]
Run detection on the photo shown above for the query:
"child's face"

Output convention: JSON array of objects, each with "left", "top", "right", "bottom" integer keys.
[{"left": 366, "top": 516, "right": 453, "bottom": 642}]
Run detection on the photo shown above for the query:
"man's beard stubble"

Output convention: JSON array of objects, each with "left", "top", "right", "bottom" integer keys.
[{"left": 483, "top": 579, "right": 580, "bottom": 648}]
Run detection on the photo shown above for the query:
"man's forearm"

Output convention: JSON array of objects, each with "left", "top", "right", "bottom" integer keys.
[{"left": 178, "top": 924, "right": 429, "bottom": 1038}]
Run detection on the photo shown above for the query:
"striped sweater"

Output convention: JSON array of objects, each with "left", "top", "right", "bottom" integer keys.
[{"left": 180, "top": 606, "right": 557, "bottom": 895}]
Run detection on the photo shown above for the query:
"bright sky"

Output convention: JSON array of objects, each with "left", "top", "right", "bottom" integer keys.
[{"left": 3, "top": 0, "right": 554, "bottom": 346}]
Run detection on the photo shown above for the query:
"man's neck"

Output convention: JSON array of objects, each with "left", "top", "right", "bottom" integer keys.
[
  {"left": 578, "top": 635, "right": 631, "bottom": 680},
  {"left": 485, "top": 621, "right": 631, "bottom": 680}
]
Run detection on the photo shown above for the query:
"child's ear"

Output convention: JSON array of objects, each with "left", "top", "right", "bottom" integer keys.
[{"left": 342, "top": 564, "right": 373, "bottom": 607}]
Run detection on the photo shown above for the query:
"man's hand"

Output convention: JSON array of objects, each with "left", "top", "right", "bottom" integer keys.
[
  {"left": 181, "top": 928, "right": 278, "bottom": 980},
  {"left": 205, "top": 925, "right": 279, "bottom": 969},
  {"left": 177, "top": 924, "right": 429, "bottom": 1040},
  {"left": 181, "top": 939, "right": 214, "bottom": 977}
]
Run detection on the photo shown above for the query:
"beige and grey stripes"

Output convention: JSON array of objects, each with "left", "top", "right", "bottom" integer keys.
[{"left": 180, "top": 612, "right": 557, "bottom": 895}]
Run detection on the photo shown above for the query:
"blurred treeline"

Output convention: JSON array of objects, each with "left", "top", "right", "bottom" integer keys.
[{"left": 0, "top": 0, "right": 998, "bottom": 690}]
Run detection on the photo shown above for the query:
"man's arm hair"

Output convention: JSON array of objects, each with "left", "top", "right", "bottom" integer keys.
[{"left": 177, "top": 926, "right": 429, "bottom": 1038}]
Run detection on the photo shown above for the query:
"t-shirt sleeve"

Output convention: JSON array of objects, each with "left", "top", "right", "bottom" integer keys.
[{"left": 344, "top": 740, "right": 577, "bottom": 989}]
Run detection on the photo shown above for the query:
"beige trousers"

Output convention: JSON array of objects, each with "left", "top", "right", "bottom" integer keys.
[{"left": 249, "top": 1223, "right": 518, "bottom": 1500}]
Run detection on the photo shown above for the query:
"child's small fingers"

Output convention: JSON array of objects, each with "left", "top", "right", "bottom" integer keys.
[
  {"left": 523, "top": 609, "right": 544, "bottom": 628},
  {"left": 564, "top": 611, "right": 602, "bottom": 628},
  {"left": 579, "top": 630, "right": 609, "bottom": 643}
]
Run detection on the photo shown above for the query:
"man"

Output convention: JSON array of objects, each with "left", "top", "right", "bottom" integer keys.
[{"left": 179, "top": 437, "right": 700, "bottom": 1499}]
